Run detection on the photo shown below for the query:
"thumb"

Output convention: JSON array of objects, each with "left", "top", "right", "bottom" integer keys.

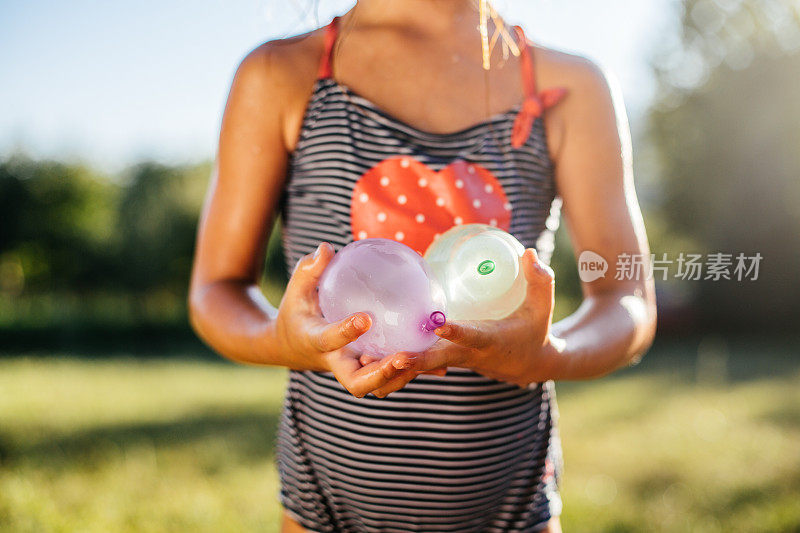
[
  {"left": 434, "top": 321, "right": 494, "bottom": 349},
  {"left": 286, "top": 242, "right": 335, "bottom": 299},
  {"left": 520, "top": 248, "right": 555, "bottom": 322}
]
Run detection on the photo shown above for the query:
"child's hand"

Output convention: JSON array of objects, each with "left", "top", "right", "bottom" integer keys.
[
  {"left": 391, "top": 248, "right": 562, "bottom": 387},
  {"left": 357, "top": 353, "right": 447, "bottom": 398},
  {"left": 273, "top": 242, "right": 417, "bottom": 397}
]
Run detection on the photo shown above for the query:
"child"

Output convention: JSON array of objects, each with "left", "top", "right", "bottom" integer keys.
[{"left": 189, "top": 2, "right": 656, "bottom": 531}]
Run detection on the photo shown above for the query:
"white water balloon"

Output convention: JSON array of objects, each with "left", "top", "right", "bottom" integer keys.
[{"left": 424, "top": 224, "right": 527, "bottom": 320}]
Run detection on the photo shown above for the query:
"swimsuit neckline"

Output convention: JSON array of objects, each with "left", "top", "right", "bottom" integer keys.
[{"left": 320, "top": 77, "right": 524, "bottom": 141}]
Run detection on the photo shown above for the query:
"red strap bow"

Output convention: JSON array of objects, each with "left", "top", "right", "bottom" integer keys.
[{"left": 510, "top": 87, "right": 568, "bottom": 148}]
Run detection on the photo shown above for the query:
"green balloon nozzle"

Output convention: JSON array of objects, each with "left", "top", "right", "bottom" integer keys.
[{"left": 477, "top": 259, "right": 495, "bottom": 275}]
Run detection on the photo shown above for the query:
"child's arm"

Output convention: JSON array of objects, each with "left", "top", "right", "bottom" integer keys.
[
  {"left": 188, "top": 43, "right": 415, "bottom": 397},
  {"left": 396, "top": 53, "right": 657, "bottom": 385}
]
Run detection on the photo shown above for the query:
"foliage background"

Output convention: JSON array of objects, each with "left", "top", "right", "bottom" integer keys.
[{"left": 4, "top": 0, "right": 800, "bottom": 340}]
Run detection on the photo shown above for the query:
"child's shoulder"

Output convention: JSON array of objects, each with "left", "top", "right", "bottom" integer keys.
[
  {"left": 525, "top": 39, "right": 617, "bottom": 97},
  {"left": 517, "top": 37, "right": 625, "bottom": 160},
  {"left": 231, "top": 25, "right": 327, "bottom": 101},
  {"left": 224, "top": 25, "right": 331, "bottom": 151}
]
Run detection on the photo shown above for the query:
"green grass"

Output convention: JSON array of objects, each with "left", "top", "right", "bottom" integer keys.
[{"left": 1, "top": 339, "right": 799, "bottom": 532}]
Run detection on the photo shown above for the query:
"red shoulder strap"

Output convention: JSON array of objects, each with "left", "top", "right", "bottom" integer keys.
[
  {"left": 317, "top": 16, "right": 340, "bottom": 79},
  {"left": 515, "top": 25, "right": 537, "bottom": 100},
  {"left": 510, "top": 25, "right": 568, "bottom": 149}
]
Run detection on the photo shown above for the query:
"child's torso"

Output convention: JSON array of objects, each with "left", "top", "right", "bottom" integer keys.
[{"left": 276, "top": 17, "right": 565, "bottom": 532}]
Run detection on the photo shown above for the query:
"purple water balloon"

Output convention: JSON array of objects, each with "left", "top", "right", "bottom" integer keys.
[{"left": 317, "top": 239, "right": 447, "bottom": 357}]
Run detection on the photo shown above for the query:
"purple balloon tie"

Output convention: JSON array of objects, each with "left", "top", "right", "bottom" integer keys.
[{"left": 422, "top": 311, "right": 446, "bottom": 332}]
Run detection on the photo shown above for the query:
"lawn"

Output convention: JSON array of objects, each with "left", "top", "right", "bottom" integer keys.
[{"left": 1, "top": 337, "right": 798, "bottom": 532}]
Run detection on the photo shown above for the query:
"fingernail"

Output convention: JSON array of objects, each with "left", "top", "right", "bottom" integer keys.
[
  {"left": 392, "top": 355, "right": 415, "bottom": 370},
  {"left": 352, "top": 314, "right": 368, "bottom": 331},
  {"left": 434, "top": 325, "right": 450, "bottom": 336},
  {"left": 312, "top": 243, "right": 323, "bottom": 260}
]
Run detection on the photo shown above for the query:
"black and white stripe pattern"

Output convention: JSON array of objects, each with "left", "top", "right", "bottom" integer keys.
[{"left": 277, "top": 76, "right": 563, "bottom": 532}]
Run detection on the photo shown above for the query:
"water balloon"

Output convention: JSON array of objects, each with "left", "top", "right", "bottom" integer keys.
[
  {"left": 318, "top": 239, "right": 447, "bottom": 357},
  {"left": 424, "top": 224, "right": 527, "bottom": 320}
]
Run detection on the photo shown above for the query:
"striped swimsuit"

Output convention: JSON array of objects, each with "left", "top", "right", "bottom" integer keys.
[{"left": 277, "top": 16, "right": 566, "bottom": 533}]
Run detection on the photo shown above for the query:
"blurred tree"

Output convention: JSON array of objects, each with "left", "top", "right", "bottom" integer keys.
[
  {"left": 648, "top": 0, "right": 800, "bottom": 330},
  {"left": 115, "top": 162, "right": 210, "bottom": 317},
  {"left": 0, "top": 156, "right": 118, "bottom": 295},
  {"left": 264, "top": 217, "right": 289, "bottom": 284},
  {"left": 0, "top": 153, "right": 293, "bottom": 332}
]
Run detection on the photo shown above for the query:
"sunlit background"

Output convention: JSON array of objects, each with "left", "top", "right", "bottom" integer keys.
[
  {"left": 1, "top": 0, "right": 799, "bottom": 531},
  {"left": 1, "top": 0, "right": 667, "bottom": 168}
]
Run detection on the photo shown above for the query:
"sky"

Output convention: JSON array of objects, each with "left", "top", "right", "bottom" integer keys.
[{"left": 0, "top": 0, "right": 677, "bottom": 171}]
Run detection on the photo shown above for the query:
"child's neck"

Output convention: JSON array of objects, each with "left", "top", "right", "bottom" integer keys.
[{"left": 347, "top": 0, "right": 483, "bottom": 35}]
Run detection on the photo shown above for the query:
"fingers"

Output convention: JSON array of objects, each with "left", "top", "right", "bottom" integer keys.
[
  {"left": 286, "top": 242, "right": 334, "bottom": 299},
  {"left": 310, "top": 312, "right": 372, "bottom": 353},
  {"left": 371, "top": 369, "right": 419, "bottom": 398},
  {"left": 359, "top": 353, "right": 379, "bottom": 366},
  {"left": 334, "top": 351, "right": 415, "bottom": 398},
  {"left": 521, "top": 248, "right": 555, "bottom": 320},
  {"left": 434, "top": 321, "right": 494, "bottom": 349},
  {"left": 391, "top": 343, "right": 472, "bottom": 373},
  {"left": 362, "top": 353, "right": 445, "bottom": 378}
]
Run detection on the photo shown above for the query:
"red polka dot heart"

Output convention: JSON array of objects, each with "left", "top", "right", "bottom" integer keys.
[{"left": 351, "top": 156, "right": 512, "bottom": 255}]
